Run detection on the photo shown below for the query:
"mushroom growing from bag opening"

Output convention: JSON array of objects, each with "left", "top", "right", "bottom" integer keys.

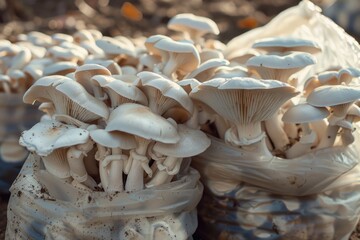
[
  {"left": 105, "top": 103, "right": 180, "bottom": 191},
  {"left": 307, "top": 85, "right": 360, "bottom": 149},
  {"left": 23, "top": 75, "right": 109, "bottom": 124},
  {"left": 282, "top": 103, "right": 329, "bottom": 158},
  {"left": 146, "top": 124, "right": 210, "bottom": 187},
  {"left": 90, "top": 128, "right": 136, "bottom": 192},
  {"left": 190, "top": 77, "right": 299, "bottom": 157}
]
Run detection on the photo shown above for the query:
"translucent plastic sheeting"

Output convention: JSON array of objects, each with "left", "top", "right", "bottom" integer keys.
[
  {"left": 192, "top": 131, "right": 360, "bottom": 239},
  {"left": 224, "top": 0, "right": 360, "bottom": 88},
  {"left": 6, "top": 154, "right": 203, "bottom": 240}
]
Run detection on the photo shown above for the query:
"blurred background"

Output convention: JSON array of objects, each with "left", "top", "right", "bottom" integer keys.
[{"left": 0, "top": 0, "right": 358, "bottom": 43}]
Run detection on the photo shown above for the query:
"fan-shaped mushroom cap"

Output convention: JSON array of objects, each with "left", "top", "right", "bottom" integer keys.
[
  {"left": 185, "top": 58, "right": 229, "bottom": 82},
  {"left": 74, "top": 64, "right": 111, "bottom": 94},
  {"left": 154, "top": 38, "right": 200, "bottom": 76},
  {"left": 153, "top": 124, "right": 210, "bottom": 158},
  {"left": 101, "top": 77, "right": 148, "bottom": 108},
  {"left": 177, "top": 78, "right": 201, "bottom": 94},
  {"left": 136, "top": 75, "right": 193, "bottom": 115},
  {"left": 20, "top": 120, "right": 90, "bottom": 156},
  {"left": 145, "top": 35, "right": 172, "bottom": 58},
  {"left": 106, "top": 103, "right": 180, "bottom": 143},
  {"left": 48, "top": 46, "right": 84, "bottom": 62},
  {"left": 52, "top": 33, "right": 74, "bottom": 44},
  {"left": 168, "top": 13, "right": 220, "bottom": 39},
  {"left": 307, "top": 85, "right": 360, "bottom": 107},
  {"left": 23, "top": 75, "right": 109, "bottom": 122},
  {"left": 27, "top": 31, "right": 53, "bottom": 47},
  {"left": 43, "top": 61, "right": 77, "bottom": 76},
  {"left": 252, "top": 37, "right": 321, "bottom": 54},
  {"left": 90, "top": 129, "right": 136, "bottom": 149},
  {"left": 84, "top": 59, "right": 122, "bottom": 75},
  {"left": 246, "top": 52, "right": 316, "bottom": 82},
  {"left": 226, "top": 48, "right": 260, "bottom": 65},
  {"left": 282, "top": 103, "right": 329, "bottom": 123},
  {"left": 9, "top": 48, "right": 31, "bottom": 70},
  {"left": 212, "top": 65, "right": 248, "bottom": 79},
  {"left": 96, "top": 36, "right": 136, "bottom": 58},
  {"left": 190, "top": 77, "right": 299, "bottom": 125},
  {"left": 73, "top": 29, "right": 95, "bottom": 43}
]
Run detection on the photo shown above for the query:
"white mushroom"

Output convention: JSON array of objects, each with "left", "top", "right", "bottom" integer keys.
[
  {"left": 190, "top": 77, "right": 299, "bottom": 157},
  {"left": 146, "top": 124, "right": 210, "bottom": 187},
  {"left": 252, "top": 37, "right": 321, "bottom": 54},
  {"left": 282, "top": 103, "right": 329, "bottom": 158},
  {"left": 106, "top": 103, "right": 180, "bottom": 191}
]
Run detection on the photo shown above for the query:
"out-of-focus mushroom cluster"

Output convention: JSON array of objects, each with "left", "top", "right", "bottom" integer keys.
[{"left": 15, "top": 10, "right": 360, "bottom": 193}]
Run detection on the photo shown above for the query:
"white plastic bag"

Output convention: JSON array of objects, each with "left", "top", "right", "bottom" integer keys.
[{"left": 6, "top": 154, "right": 203, "bottom": 240}]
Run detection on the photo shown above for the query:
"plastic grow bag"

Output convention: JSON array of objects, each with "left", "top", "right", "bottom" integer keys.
[
  {"left": 6, "top": 154, "right": 203, "bottom": 240},
  {"left": 0, "top": 93, "right": 41, "bottom": 194}
]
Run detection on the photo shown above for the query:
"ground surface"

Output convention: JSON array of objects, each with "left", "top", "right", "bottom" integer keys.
[{"left": 0, "top": 0, "right": 359, "bottom": 239}]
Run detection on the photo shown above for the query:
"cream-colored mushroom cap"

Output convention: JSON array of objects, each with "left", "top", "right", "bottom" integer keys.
[
  {"left": 190, "top": 77, "right": 299, "bottom": 124},
  {"left": 246, "top": 52, "right": 316, "bottom": 82},
  {"left": 307, "top": 85, "right": 360, "bottom": 107},
  {"left": 101, "top": 77, "right": 148, "bottom": 107},
  {"left": 153, "top": 124, "right": 210, "bottom": 158},
  {"left": 23, "top": 75, "right": 109, "bottom": 122},
  {"left": 252, "top": 37, "right": 321, "bottom": 54},
  {"left": 106, "top": 103, "right": 180, "bottom": 144},
  {"left": 168, "top": 13, "right": 220, "bottom": 37},
  {"left": 52, "top": 33, "right": 74, "bottom": 44},
  {"left": 282, "top": 103, "right": 329, "bottom": 123},
  {"left": 155, "top": 38, "right": 200, "bottom": 74},
  {"left": 19, "top": 120, "right": 89, "bottom": 156},
  {"left": 74, "top": 64, "right": 111, "bottom": 94},
  {"left": 145, "top": 35, "right": 172, "bottom": 58},
  {"left": 136, "top": 75, "right": 194, "bottom": 115},
  {"left": 90, "top": 129, "right": 136, "bottom": 149},
  {"left": 177, "top": 78, "right": 201, "bottom": 94},
  {"left": 185, "top": 58, "right": 229, "bottom": 81},
  {"left": 96, "top": 36, "right": 136, "bottom": 57},
  {"left": 43, "top": 61, "right": 78, "bottom": 76}
]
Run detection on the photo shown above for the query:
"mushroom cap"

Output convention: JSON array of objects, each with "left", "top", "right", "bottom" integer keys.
[
  {"left": 177, "top": 78, "right": 201, "bottom": 94},
  {"left": 19, "top": 120, "right": 90, "bottom": 156},
  {"left": 74, "top": 64, "right": 111, "bottom": 94},
  {"left": 154, "top": 38, "right": 200, "bottom": 73},
  {"left": 101, "top": 76, "right": 148, "bottom": 107},
  {"left": 96, "top": 36, "right": 136, "bottom": 57},
  {"left": 190, "top": 77, "right": 299, "bottom": 125},
  {"left": 168, "top": 13, "right": 220, "bottom": 36},
  {"left": 136, "top": 75, "right": 194, "bottom": 115},
  {"left": 252, "top": 37, "right": 321, "bottom": 54},
  {"left": 90, "top": 129, "right": 136, "bottom": 149},
  {"left": 246, "top": 52, "right": 316, "bottom": 70},
  {"left": 43, "top": 61, "right": 77, "bottom": 76},
  {"left": 106, "top": 103, "right": 180, "bottom": 143},
  {"left": 307, "top": 85, "right": 360, "bottom": 107},
  {"left": 185, "top": 58, "right": 229, "bottom": 81},
  {"left": 282, "top": 103, "right": 329, "bottom": 123},
  {"left": 145, "top": 35, "right": 172, "bottom": 57},
  {"left": 23, "top": 75, "right": 109, "bottom": 122},
  {"left": 153, "top": 124, "right": 210, "bottom": 158}
]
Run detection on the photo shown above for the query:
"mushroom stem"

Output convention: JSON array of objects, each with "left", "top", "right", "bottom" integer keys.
[
  {"left": 146, "top": 156, "right": 182, "bottom": 187},
  {"left": 104, "top": 148, "right": 127, "bottom": 192},
  {"left": 310, "top": 119, "right": 328, "bottom": 146},
  {"left": 225, "top": 122, "right": 264, "bottom": 146},
  {"left": 95, "top": 144, "right": 110, "bottom": 189},
  {"left": 316, "top": 125, "right": 339, "bottom": 150},
  {"left": 125, "top": 138, "right": 151, "bottom": 191},
  {"left": 264, "top": 112, "right": 290, "bottom": 152},
  {"left": 67, "top": 140, "right": 98, "bottom": 190},
  {"left": 340, "top": 116, "right": 355, "bottom": 145},
  {"left": 162, "top": 54, "right": 178, "bottom": 78}
]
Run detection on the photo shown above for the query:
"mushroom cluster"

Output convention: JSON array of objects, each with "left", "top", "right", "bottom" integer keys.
[{"left": 14, "top": 11, "right": 360, "bottom": 192}]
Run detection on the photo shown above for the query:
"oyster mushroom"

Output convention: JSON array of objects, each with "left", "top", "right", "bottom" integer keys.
[
  {"left": 307, "top": 85, "right": 360, "bottom": 149},
  {"left": 190, "top": 77, "right": 299, "bottom": 157},
  {"left": 339, "top": 104, "right": 360, "bottom": 145},
  {"left": 43, "top": 61, "right": 78, "bottom": 76},
  {"left": 74, "top": 64, "right": 112, "bottom": 98},
  {"left": 167, "top": 13, "right": 219, "bottom": 45},
  {"left": 146, "top": 124, "right": 210, "bottom": 187},
  {"left": 252, "top": 37, "right": 321, "bottom": 54},
  {"left": 153, "top": 38, "right": 200, "bottom": 79},
  {"left": 282, "top": 103, "right": 329, "bottom": 158},
  {"left": 100, "top": 76, "right": 148, "bottom": 109},
  {"left": 106, "top": 103, "right": 180, "bottom": 191},
  {"left": 184, "top": 58, "right": 229, "bottom": 82},
  {"left": 23, "top": 75, "right": 109, "bottom": 124},
  {"left": 135, "top": 73, "right": 193, "bottom": 119}
]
